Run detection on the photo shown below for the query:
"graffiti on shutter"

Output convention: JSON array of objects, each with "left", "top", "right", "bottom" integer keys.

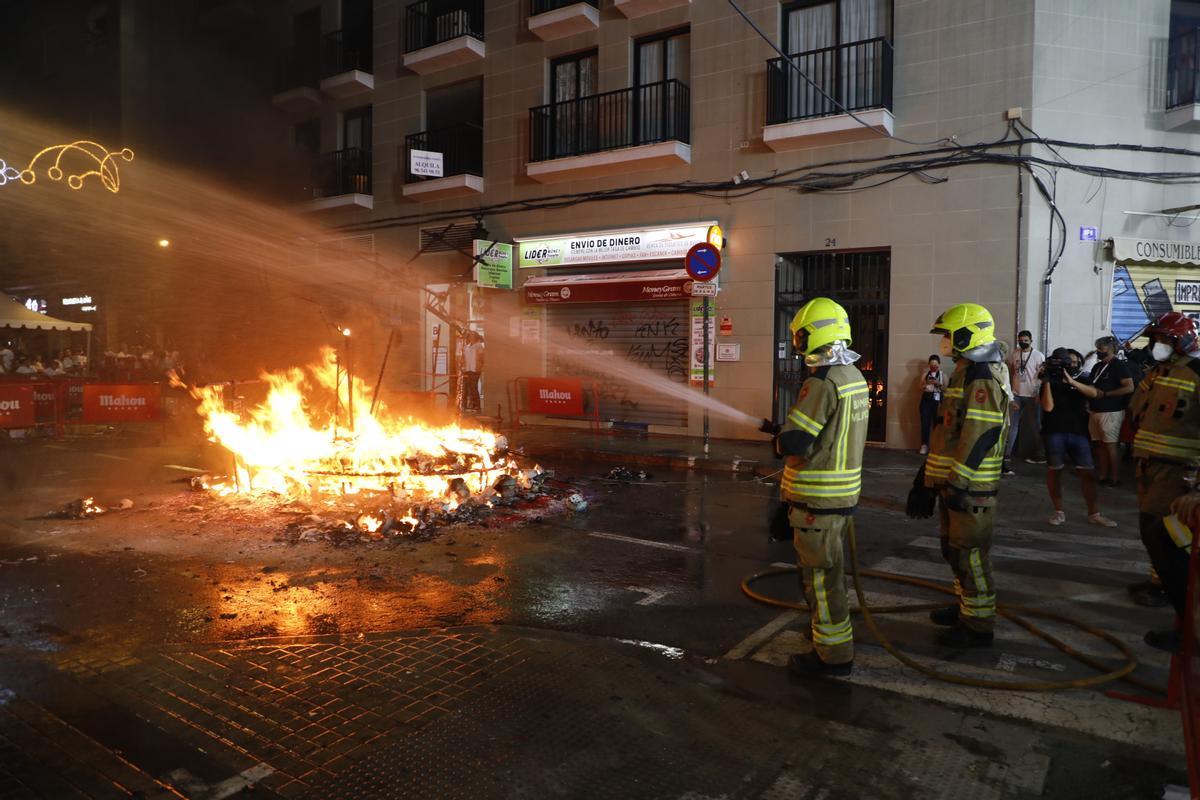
[{"left": 545, "top": 301, "right": 688, "bottom": 427}]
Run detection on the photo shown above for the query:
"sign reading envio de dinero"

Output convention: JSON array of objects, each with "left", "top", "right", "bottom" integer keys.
[
  {"left": 83, "top": 384, "right": 162, "bottom": 423},
  {"left": 0, "top": 385, "right": 36, "bottom": 428}
]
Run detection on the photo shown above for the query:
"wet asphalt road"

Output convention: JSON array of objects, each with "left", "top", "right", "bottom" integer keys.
[{"left": 0, "top": 431, "right": 1190, "bottom": 798}]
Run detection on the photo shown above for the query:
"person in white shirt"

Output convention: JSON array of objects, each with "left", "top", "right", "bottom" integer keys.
[
  {"left": 14, "top": 357, "right": 35, "bottom": 375},
  {"left": 43, "top": 360, "right": 64, "bottom": 377},
  {"left": 461, "top": 331, "right": 484, "bottom": 412},
  {"left": 1003, "top": 329, "right": 1047, "bottom": 474},
  {"left": 0, "top": 346, "right": 13, "bottom": 373}
]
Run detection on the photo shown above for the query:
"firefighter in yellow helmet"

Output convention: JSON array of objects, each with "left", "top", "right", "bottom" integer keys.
[
  {"left": 909, "top": 303, "right": 1011, "bottom": 648},
  {"left": 768, "top": 297, "right": 869, "bottom": 677}
]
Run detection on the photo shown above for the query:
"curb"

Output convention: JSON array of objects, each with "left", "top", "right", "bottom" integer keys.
[{"left": 521, "top": 444, "right": 777, "bottom": 478}]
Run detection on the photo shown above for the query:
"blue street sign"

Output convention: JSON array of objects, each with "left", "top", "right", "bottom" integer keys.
[
  {"left": 685, "top": 242, "right": 722, "bottom": 282},
  {"left": 1079, "top": 226, "right": 1098, "bottom": 241}
]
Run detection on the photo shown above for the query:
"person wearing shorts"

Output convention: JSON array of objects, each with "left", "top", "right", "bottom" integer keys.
[
  {"left": 1041, "top": 348, "right": 1117, "bottom": 528},
  {"left": 1080, "top": 336, "right": 1134, "bottom": 486}
]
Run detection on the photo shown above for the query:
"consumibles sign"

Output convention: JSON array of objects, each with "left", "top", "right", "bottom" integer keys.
[{"left": 517, "top": 222, "right": 719, "bottom": 268}]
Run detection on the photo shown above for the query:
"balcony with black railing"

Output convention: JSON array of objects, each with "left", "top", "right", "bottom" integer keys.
[
  {"left": 304, "top": 147, "right": 373, "bottom": 211},
  {"left": 402, "top": 123, "right": 484, "bottom": 199},
  {"left": 1167, "top": 27, "right": 1200, "bottom": 130},
  {"left": 403, "top": 0, "right": 485, "bottom": 74},
  {"left": 763, "top": 37, "right": 894, "bottom": 150},
  {"left": 528, "top": 0, "right": 598, "bottom": 41},
  {"left": 613, "top": 0, "right": 689, "bottom": 19},
  {"left": 319, "top": 26, "right": 374, "bottom": 97},
  {"left": 527, "top": 80, "right": 691, "bottom": 181}
]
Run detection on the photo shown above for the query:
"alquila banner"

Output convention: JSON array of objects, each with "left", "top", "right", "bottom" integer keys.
[{"left": 517, "top": 222, "right": 717, "bottom": 268}]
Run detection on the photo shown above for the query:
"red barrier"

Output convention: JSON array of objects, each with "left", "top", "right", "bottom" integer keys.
[
  {"left": 0, "top": 384, "right": 36, "bottom": 428},
  {"left": 82, "top": 384, "right": 162, "bottom": 423},
  {"left": 509, "top": 377, "right": 600, "bottom": 431},
  {"left": 1183, "top": 526, "right": 1200, "bottom": 797}
]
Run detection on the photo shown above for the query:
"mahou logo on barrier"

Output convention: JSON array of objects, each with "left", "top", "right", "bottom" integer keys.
[
  {"left": 83, "top": 384, "right": 162, "bottom": 423},
  {"left": 526, "top": 377, "right": 585, "bottom": 416},
  {"left": 0, "top": 385, "right": 36, "bottom": 428}
]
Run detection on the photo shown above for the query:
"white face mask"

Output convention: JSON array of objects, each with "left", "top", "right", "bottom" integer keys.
[
  {"left": 1152, "top": 342, "right": 1175, "bottom": 362},
  {"left": 939, "top": 336, "right": 954, "bottom": 357}
]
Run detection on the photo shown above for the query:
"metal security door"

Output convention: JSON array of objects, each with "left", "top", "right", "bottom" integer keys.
[
  {"left": 546, "top": 301, "right": 689, "bottom": 428},
  {"left": 774, "top": 249, "right": 890, "bottom": 442}
]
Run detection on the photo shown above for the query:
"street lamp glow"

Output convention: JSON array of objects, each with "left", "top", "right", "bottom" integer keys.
[
  {"left": 157, "top": 238, "right": 170, "bottom": 248},
  {"left": 342, "top": 328, "right": 351, "bottom": 337}
]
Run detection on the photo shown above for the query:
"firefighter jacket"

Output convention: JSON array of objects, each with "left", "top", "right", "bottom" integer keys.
[
  {"left": 776, "top": 364, "right": 870, "bottom": 512},
  {"left": 1131, "top": 353, "right": 1200, "bottom": 466},
  {"left": 925, "top": 357, "right": 1010, "bottom": 496}
]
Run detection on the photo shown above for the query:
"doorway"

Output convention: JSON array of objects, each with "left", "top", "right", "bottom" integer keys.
[{"left": 774, "top": 249, "right": 890, "bottom": 442}]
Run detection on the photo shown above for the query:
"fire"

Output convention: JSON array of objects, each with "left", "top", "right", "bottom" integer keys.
[{"left": 180, "top": 348, "right": 518, "bottom": 520}]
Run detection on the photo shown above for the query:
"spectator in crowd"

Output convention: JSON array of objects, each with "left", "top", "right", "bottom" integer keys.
[
  {"left": 43, "top": 359, "right": 64, "bottom": 377},
  {"left": 1041, "top": 347, "right": 1118, "bottom": 527},
  {"left": 0, "top": 344, "right": 13, "bottom": 373},
  {"left": 72, "top": 348, "right": 87, "bottom": 374},
  {"left": 1004, "top": 330, "right": 1047, "bottom": 474},
  {"left": 460, "top": 331, "right": 484, "bottom": 412},
  {"left": 13, "top": 357, "right": 35, "bottom": 375},
  {"left": 59, "top": 349, "right": 74, "bottom": 373},
  {"left": 1075, "top": 335, "right": 1135, "bottom": 486},
  {"left": 918, "top": 354, "right": 945, "bottom": 455}
]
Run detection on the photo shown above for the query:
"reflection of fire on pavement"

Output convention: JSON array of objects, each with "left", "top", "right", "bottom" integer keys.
[{"left": 171, "top": 348, "right": 584, "bottom": 543}]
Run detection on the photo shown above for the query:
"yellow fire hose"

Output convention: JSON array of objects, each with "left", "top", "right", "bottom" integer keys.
[{"left": 742, "top": 518, "right": 1163, "bottom": 694}]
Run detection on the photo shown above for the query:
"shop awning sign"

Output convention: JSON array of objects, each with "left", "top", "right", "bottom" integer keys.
[
  {"left": 523, "top": 269, "right": 713, "bottom": 304},
  {"left": 516, "top": 222, "right": 719, "bottom": 268},
  {"left": 473, "top": 240, "right": 513, "bottom": 290},
  {"left": 1110, "top": 237, "right": 1200, "bottom": 266}
]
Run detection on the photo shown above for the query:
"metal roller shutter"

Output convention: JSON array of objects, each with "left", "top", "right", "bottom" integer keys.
[{"left": 545, "top": 300, "right": 689, "bottom": 427}]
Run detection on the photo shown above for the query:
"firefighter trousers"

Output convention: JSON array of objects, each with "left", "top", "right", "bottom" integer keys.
[
  {"left": 790, "top": 508, "right": 854, "bottom": 664},
  {"left": 937, "top": 493, "right": 997, "bottom": 633},
  {"left": 1137, "top": 459, "right": 1196, "bottom": 618}
]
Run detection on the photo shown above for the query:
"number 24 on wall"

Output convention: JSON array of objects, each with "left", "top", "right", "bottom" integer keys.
[{"left": 824, "top": 238, "right": 837, "bottom": 248}]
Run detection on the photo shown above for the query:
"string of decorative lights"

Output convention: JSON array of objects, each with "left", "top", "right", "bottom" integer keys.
[{"left": 17, "top": 141, "right": 134, "bottom": 192}]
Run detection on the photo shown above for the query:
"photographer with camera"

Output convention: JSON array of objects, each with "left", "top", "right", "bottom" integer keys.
[{"left": 1041, "top": 348, "right": 1118, "bottom": 528}]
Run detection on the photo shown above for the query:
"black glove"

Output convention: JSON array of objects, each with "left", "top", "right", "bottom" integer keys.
[
  {"left": 905, "top": 464, "right": 938, "bottom": 519},
  {"left": 759, "top": 418, "right": 782, "bottom": 436},
  {"left": 768, "top": 501, "right": 793, "bottom": 542}
]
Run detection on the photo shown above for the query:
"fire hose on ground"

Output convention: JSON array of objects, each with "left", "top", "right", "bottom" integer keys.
[{"left": 742, "top": 518, "right": 1163, "bottom": 694}]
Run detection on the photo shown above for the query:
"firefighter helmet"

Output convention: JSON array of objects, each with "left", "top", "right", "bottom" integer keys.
[
  {"left": 1149, "top": 311, "right": 1199, "bottom": 356},
  {"left": 930, "top": 303, "right": 995, "bottom": 353},
  {"left": 789, "top": 297, "right": 852, "bottom": 354}
]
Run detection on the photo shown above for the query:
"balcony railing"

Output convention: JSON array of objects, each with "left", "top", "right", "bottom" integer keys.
[
  {"left": 1169, "top": 27, "right": 1200, "bottom": 109},
  {"left": 531, "top": 0, "right": 598, "bottom": 13},
  {"left": 313, "top": 147, "right": 372, "bottom": 198},
  {"left": 405, "top": 0, "right": 484, "bottom": 53},
  {"left": 323, "top": 26, "right": 373, "bottom": 77},
  {"left": 529, "top": 80, "right": 690, "bottom": 163},
  {"left": 766, "top": 37, "right": 893, "bottom": 125},
  {"left": 404, "top": 123, "right": 483, "bottom": 183}
]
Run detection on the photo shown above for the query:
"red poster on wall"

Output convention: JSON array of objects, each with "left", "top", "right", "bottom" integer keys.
[
  {"left": 0, "top": 385, "right": 36, "bottom": 428},
  {"left": 526, "top": 377, "right": 585, "bottom": 416},
  {"left": 82, "top": 384, "right": 162, "bottom": 423}
]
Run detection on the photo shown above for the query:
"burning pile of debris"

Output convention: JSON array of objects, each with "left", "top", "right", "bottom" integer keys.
[{"left": 174, "top": 348, "right": 586, "bottom": 544}]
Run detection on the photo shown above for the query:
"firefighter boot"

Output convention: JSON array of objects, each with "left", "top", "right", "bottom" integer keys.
[
  {"left": 788, "top": 652, "right": 853, "bottom": 678},
  {"left": 937, "top": 622, "right": 994, "bottom": 648},
  {"left": 929, "top": 605, "right": 959, "bottom": 626},
  {"left": 1144, "top": 629, "right": 1182, "bottom": 655}
]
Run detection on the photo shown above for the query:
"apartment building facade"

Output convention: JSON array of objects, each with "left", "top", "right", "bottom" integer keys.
[{"left": 276, "top": 0, "right": 1200, "bottom": 447}]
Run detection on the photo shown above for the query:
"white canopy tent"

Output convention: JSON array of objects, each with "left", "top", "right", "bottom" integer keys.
[{"left": 0, "top": 291, "right": 92, "bottom": 363}]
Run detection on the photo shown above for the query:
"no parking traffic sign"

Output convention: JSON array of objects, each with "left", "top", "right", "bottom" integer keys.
[{"left": 685, "top": 242, "right": 722, "bottom": 282}]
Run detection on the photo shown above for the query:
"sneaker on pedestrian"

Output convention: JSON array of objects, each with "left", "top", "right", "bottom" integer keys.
[
  {"left": 1144, "top": 629, "right": 1181, "bottom": 655},
  {"left": 1002, "top": 463, "right": 1016, "bottom": 477},
  {"left": 919, "top": 444, "right": 928, "bottom": 455},
  {"left": 1088, "top": 513, "right": 1117, "bottom": 528},
  {"left": 1048, "top": 510, "right": 1066, "bottom": 526},
  {"left": 787, "top": 651, "right": 853, "bottom": 678},
  {"left": 937, "top": 623, "right": 994, "bottom": 649},
  {"left": 1026, "top": 456, "right": 1047, "bottom": 465},
  {"left": 1131, "top": 585, "right": 1170, "bottom": 608}
]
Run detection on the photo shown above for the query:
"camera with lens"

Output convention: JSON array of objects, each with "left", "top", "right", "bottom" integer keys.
[{"left": 1043, "top": 356, "right": 1070, "bottom": 384}]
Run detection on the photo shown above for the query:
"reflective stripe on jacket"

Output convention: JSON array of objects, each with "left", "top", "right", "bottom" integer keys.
[
  {"left": 925, "top": 357, "right": 1010, "bottom": 495},
  {"left": 777, "top": 364, "right": 870, "bottom": 511},
  {"left": 1131, "top": 354, "right": 1200, "bottom": 466}
]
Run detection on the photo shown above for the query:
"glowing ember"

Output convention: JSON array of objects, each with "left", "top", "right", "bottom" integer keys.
[{"left": 177, "top": 348, "right": 521, "bottom": 521}]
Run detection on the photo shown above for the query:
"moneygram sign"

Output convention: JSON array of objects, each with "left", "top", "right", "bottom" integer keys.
[{"left": 516, "top": 222, "right": 718, "bottom": 268}]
